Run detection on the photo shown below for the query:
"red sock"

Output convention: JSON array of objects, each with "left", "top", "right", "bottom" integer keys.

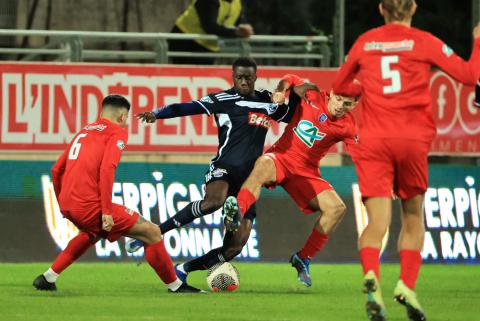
[
  {"left": 298, "top": 229, "right": 329, "bottom": 260},
  {"left": 359, "top": 247, "right": 380, "bottom": 279},
  {"left": 51, "top": 232, "right": 94, "bottom": 274},
  {"left": 399, "top": 249, "right": 422, "bottom": 289},
  {"left": 144, "top": 240, "right": 177, "bottom": 284},
  {"left": 237, "top": 188, "right": 256, "bottom": 216}
]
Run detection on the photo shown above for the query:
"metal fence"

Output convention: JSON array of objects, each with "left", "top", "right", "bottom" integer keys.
[{"left": 0, "top": 29, "right": 332, "bottom": 67}]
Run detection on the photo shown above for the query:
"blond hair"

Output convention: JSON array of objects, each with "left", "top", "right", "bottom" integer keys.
[{"left": 381, "top": 0, "right": 415, "bottom": 22}]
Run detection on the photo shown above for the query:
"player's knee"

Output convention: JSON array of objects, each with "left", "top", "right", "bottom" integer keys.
[
  {"left": 402, "top": 214, "right": 425, "bottom": 231},
  {"left": 366, "top": 221, "right": 389, "bottom": 238},
  {"left": 255, "top": 157, "right": 273, "bottom": 174},
  {"left": 201, "top": 196, "right": 224, "bottom": 213},
  {"left": 143, "top": 223, "right": 161, "bottom": 244},
  {"left": 326, "top": 201, "right": 347, "bottom": 221},
  {"left": 255, "top": 156, "right": 271, "bottom": 169}
]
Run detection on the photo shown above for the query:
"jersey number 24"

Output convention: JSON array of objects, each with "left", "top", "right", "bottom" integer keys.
[{"left": 381, "top": 55, "right": 401, "bottom": 94}]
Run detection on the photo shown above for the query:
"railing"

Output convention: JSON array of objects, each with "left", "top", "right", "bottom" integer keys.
[{"left": 0, "top": 29, "right": 332, "bottom": 67}]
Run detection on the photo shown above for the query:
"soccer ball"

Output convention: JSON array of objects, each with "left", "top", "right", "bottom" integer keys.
[{"left": 206, "top": 262, "right": 240, "bottom": 292}]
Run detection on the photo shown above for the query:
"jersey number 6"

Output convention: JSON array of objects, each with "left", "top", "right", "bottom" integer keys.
[
  {"left": 68, "top": 133, "right": 87, "bottom": 160},
  {"left": 381, "top": 55, "right": 401, "bottom": 94}
]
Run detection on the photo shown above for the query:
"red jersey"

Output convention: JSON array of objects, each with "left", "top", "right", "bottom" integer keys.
[
  {"left": 269, "top": 74, "right": 357, "bottom": 167},
  {"left": 332, "top": 24, "right": 480, "bottom": 142},
  {"left": 51, "top": 118, "right": 128, "bottom": 217}
]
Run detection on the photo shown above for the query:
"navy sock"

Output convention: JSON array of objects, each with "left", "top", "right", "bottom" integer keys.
[
  {"left": 160, "top": 200, "right": 203, "bottom": 234},
  {"left": 183, "top": 248, "right": 225, "bottom": 272}
]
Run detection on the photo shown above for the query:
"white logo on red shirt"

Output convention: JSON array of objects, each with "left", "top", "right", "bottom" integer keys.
[
  {"left": 364, "top": 40, "right": 414, "bottom": 52},
  {"left": 294, "top": 120, "right": 326, "bottom": 148},
  {"left": 84, "top": 124, "right": 107, "bottom": 131}
]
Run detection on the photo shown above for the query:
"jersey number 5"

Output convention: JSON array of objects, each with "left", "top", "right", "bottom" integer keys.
[
  {"left": 381, "top": 55, "right": 401, "bottom": 94},
  {"left": 68, "top": 133, "right": 87, "bottom": 160}
]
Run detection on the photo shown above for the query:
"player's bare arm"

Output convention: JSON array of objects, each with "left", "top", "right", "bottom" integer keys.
[
  {"left": 273, "top": 74, "right": 319, "bottom": 104},
  {"left": 293, "top": 83, "right": 320, "bottom": 101}
]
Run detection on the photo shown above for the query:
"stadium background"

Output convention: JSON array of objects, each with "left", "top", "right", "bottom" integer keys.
[{"left": 1, "top": 1, "right": 480, "bottom": 320}]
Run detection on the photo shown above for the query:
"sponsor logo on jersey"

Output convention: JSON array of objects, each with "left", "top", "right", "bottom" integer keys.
[
  {"left": 318, "top": 113, "right": 328, "bottom": 122},
  {"left": 200, "top": 95, "right": 214, "bottom": 104},
  {"left": 116, "top": 140, "right": 125, "bottom": 150},
  {"left": 84, "top": 124, "right": 107, "bottom": 131},
  {"left": 442, "top": 44, "right": 454, "bottom": 57},
  {"left": 364, "top": 39, "right": 414, "bottom": 52},
  {"left": 248, "top": 112, "right": 273, "bottom": 129},
  {"left": 294, "top": 120, "right": 326, "bottom": 148},
  {"left": 212, "top": 168, "right": 228, "bottom": 178},
  {"left": 205, "top": 168, "right": 228, "bottom": 182}
]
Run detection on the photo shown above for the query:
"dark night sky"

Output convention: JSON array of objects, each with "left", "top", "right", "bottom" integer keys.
[{"left": 245, "top": 0, "right": 473, "bottom": 60}]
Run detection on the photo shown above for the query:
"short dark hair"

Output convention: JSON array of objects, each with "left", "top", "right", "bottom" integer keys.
[
  {"left": 102, "top": 94, "right": 130, "bottom": 111},
  {"left": 232, "top": 57, "right": 257, "bottom": 72}
]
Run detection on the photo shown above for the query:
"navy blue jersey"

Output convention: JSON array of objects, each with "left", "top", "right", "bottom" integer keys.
[{"left": 193, "top": 88, "right": 292, "bottom": 168}]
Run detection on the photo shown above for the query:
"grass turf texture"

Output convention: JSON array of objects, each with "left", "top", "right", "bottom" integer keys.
[{"left": 2, "top": 263, "right": 478, "bottom": 321}]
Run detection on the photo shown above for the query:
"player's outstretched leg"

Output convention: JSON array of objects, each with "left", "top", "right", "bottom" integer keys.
[
  {"left": 395, "top": 195, "right": 426, "bottom": 320},
  {"left": 393, "top": 280, "right": 426, "bottom": 321},
  {"left": 125, "top": 200, "right": 205, "bottom": 253},
  {"left": 363, "top": 270, "right": 386, "bottom": 321},
  {"left": 127, "top": 216, "right": 205, "bottom": 293},
  {"left": 359, "top": 197, "right": 392, "bottom": 321},
  {"left": 177, "top": 218, "right": 253, "bottom": 278},
  {"left": 126, "top": 181, "right": 229, "bottom": 253},
  {"left": 290, "top": 190, "right": 345, "bottom": 287},
  {"left": 33, "top": 231, "right": 95, "bottom": 291}
]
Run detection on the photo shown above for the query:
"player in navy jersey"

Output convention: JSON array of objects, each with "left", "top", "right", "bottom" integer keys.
[{"left": 129, "top": 58, "right": 313, "bottom": 281}]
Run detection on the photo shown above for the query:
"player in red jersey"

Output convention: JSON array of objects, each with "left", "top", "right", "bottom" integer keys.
[
  {"left": 332, "top": 1, "right": 480, "bottom": 320},
  {"left": 32, "top": 95, "right": 203, "bottom": 293},
  {"left": 223, "top": 74, "right": 359, "bottom": 287}
]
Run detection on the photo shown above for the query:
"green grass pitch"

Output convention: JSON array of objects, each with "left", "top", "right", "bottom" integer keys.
[{"left": 2, "top": 262, "right": 479, "bottom": 321}]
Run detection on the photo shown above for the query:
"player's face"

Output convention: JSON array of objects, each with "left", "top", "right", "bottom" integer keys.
[
  {"left": 327, "top": 90, "right": 357, "bottom": 118},
  {"left": 232, "top": 66, "right": 257, "bottom": 96}
]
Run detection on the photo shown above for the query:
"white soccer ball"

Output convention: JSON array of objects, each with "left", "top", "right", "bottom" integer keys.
[{"left": 206, "top": 262, "right": 240, "bottom": 292}]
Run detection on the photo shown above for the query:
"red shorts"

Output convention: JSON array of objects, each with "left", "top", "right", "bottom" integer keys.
[
  {"left": 349, "top": 137, "right": 430, "bottom": 199},
  {"left": 264, "top": 152, "right": 333, "bottom": 214},
  {"left": 63, "top": 204, "right": 139, "bottom": 242}
]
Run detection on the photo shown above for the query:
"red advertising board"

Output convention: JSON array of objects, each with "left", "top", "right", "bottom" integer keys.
[{"left": 0, "top": 63, "right": 478, "bottom": 154}]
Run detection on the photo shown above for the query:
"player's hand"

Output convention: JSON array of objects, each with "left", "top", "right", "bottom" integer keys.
[
  {"left": 473, "top": 22, "right": 480, "bottom": 39},
  {"left": 272, "top": 91, "right": 286, "bottom": 104},
  {"left": 236, "top": 24, "right": 254, "bottom": 38},
  {"left": 102, "top": 214, "right": 114, "bottom": 232},
  {"left": 136, "top": 112, "right": 156, "bottom": 123},
  {"left": 293, "top": 82, "right": 319, "bottom": 101}
]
